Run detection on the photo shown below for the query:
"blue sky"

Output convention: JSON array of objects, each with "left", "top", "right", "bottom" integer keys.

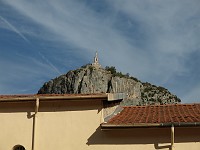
[{"left": 0, "top": 0, "right": 200, "bottom": 103}]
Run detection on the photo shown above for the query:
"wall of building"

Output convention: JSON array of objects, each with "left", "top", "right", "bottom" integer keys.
[
  {"left": 36, "top": 100, "right": 103, "bottom": 150},
  {"left": 0, "top": 100, "right": 199, "bottom": 150},
  {"left": 89, "top": 127, "right": 200, "bottom": 150},
  {"left": 0, "top": 101, "right": 34, "bottom": 150}
]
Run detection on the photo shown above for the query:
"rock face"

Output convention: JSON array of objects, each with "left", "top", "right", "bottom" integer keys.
[{"left": 38, "top": 64, "right": 181, "bottom": 106}]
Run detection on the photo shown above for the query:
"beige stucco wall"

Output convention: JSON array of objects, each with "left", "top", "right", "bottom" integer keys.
[
  {"left": 0, "top": 100, "right": 199, "bottom": 150},
  {"left": 0, "top": 102, "right": 34, "bottom": 150}
]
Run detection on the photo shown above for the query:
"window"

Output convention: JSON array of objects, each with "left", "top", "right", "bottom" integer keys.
[{"left": 13, "top": 145, "right": 25, "bottom": 150}]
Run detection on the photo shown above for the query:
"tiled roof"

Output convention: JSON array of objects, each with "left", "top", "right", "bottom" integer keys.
[{"left": 102, "top": 104, "right": 200, "bottom": 128}]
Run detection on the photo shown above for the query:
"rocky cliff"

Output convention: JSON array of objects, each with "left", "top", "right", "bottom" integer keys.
[{"left": 38, "top": 64, "right": 181, "bottom": 105}]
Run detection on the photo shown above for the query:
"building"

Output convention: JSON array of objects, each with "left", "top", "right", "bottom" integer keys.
[
  {"left": 0, "top": 94, "right": 199, "bottom": 150},
  {"left": 92, "top": 51, "right": 101, "bottom": 68}
]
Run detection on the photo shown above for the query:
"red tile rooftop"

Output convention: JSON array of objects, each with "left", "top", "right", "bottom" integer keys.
[{"left": 103, "top": 104, "right": 200, "bottom": 127}]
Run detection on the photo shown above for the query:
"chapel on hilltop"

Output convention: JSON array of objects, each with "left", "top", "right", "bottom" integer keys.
[{"left": 92, "top": 51, "right": 101, "bottom": 68}]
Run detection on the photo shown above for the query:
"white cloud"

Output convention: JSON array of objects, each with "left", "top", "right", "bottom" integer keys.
[
  {"left": 108, "top": 0, "right": 200, "bottom": 80},
  {"left": 1, "top": 0, "right": 200, "bottom": 102},
  {"left": 1, "top": 1, "right": 144, "bottom": 73},
  {"left": 1, "top": 1, "right": 150, "bottom": 73}
]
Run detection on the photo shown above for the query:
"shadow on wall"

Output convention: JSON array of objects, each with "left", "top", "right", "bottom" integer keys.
[{"left": 87, "top": 127, "right": 200, "bottom": 149}]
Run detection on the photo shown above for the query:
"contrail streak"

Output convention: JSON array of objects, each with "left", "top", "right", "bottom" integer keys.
[
  {"left": 0, "top": 15, "right": 30, "bottom": 43},
  {"left": 38, "top": 52, "right": 61, "bottom": 75},
  {"left": 0, "top": 16, "right": 61, "bottom": 75}
]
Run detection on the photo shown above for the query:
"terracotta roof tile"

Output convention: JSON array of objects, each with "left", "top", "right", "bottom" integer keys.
[{"left": 106, "top": 104, "right": 200, "bottom": 125}]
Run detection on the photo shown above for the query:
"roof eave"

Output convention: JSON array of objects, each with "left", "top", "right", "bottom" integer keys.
[
  {"left": 0, "top": 94, "right": 108, "bottom": 102},
  {"left": 0, "top": 93, "right": 126, "bottom": 102},
  {"left": 101, "top": 122, "right": 200, "bottom": 130}
]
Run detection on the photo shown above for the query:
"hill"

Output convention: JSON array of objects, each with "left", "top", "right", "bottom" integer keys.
[{"left": 38, "top": 61, "right": 181, "bottom": 106}]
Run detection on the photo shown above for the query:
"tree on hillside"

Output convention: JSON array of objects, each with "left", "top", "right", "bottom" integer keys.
[{"left": 105, "top": 66, "right": 117, "bottom": 74}]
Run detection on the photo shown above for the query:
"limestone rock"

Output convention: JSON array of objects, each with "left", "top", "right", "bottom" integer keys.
[{"left": 38, "top": 64, "right": 181, "bottom": 106}]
